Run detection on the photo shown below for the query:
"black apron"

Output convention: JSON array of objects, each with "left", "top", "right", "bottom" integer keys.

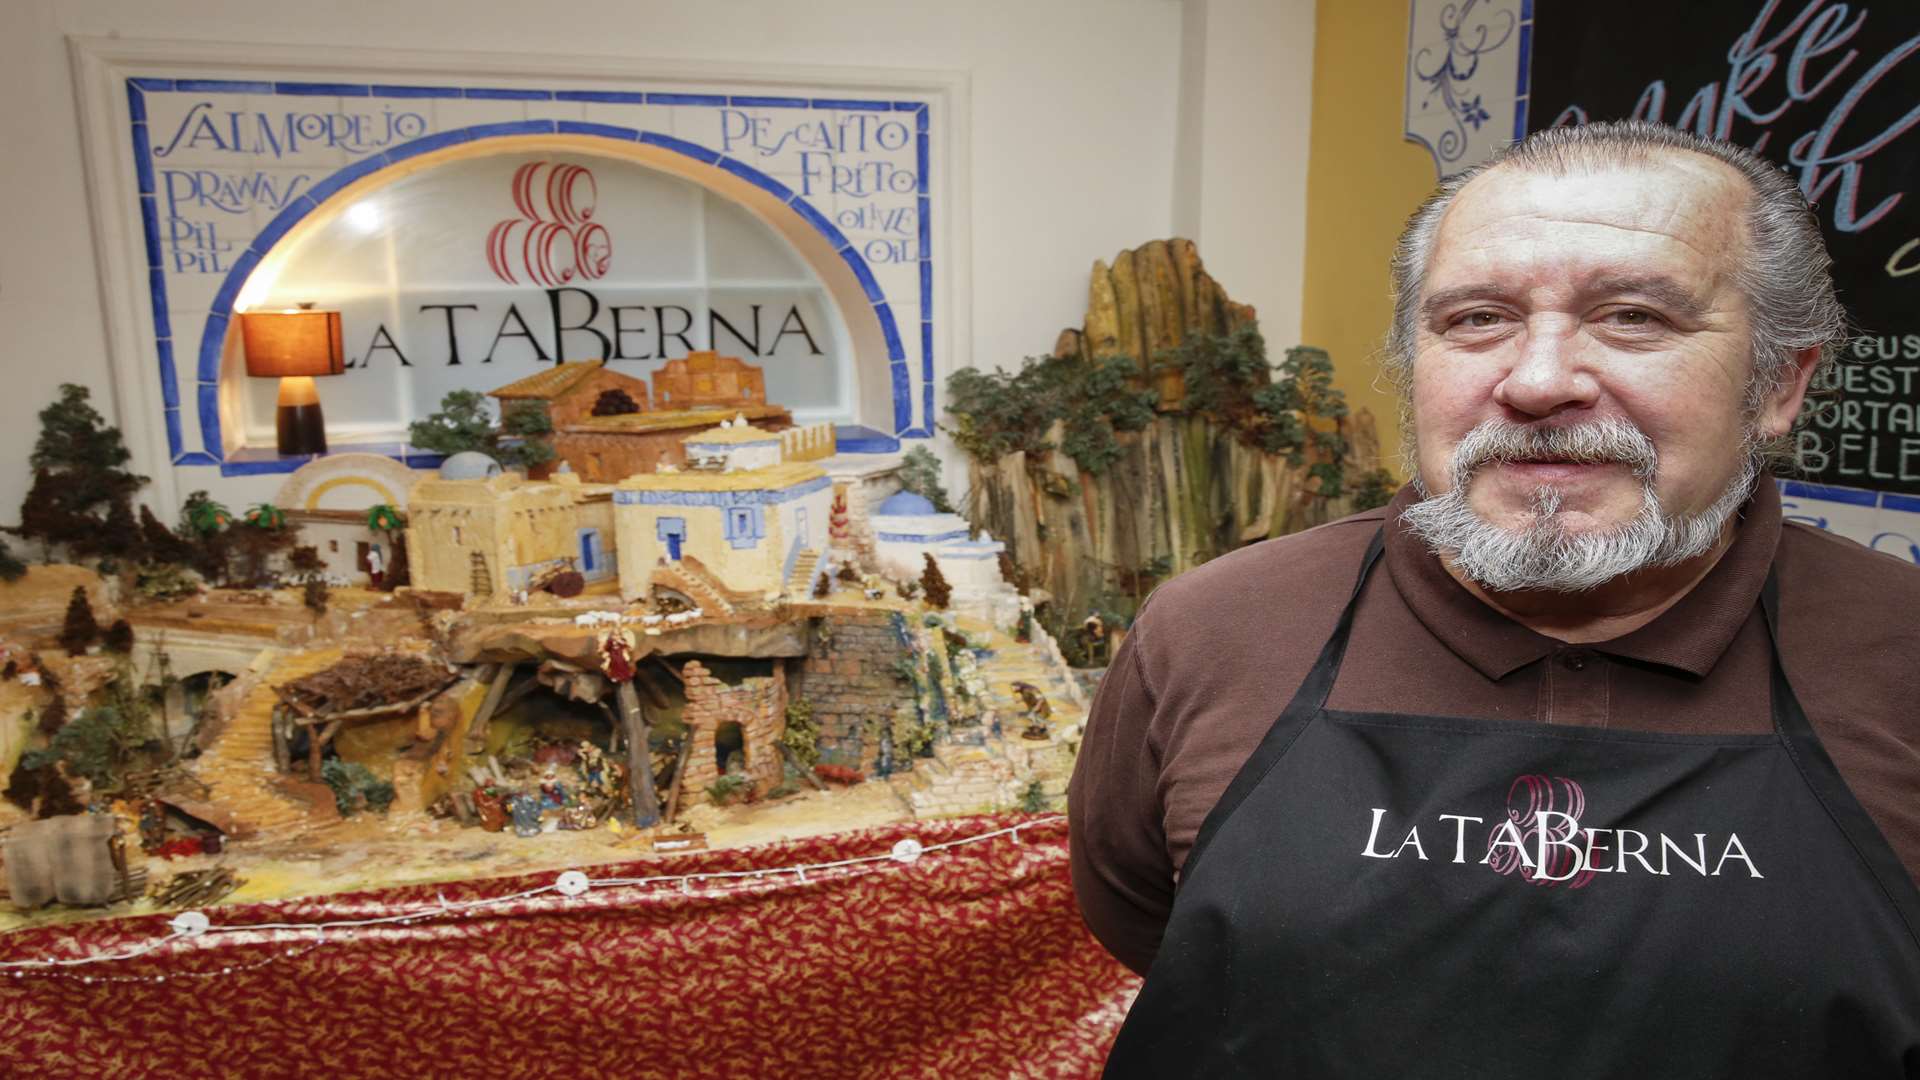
[{"left": 1106, "top": 530, "right": 1920, "bottom": 1078}]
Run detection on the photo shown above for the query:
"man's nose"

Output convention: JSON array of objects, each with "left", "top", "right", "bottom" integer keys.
[{"left": 1492, "top": 320, "right": 1597, "bottom": 419}]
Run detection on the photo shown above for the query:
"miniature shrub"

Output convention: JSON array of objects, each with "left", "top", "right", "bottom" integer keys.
[
  {"left": 781, "top": 700, "right": 821, "bottom": 769},
  {"left": 706, "top": 773, "right": 750, "bottom": 806},
  {"left": 1020, "top": 778, "right": 1049, "bottom": 814},
  {"left": 21, "top": 703, "right": 150, "bottom": 789},
  {"left": 945, "top": 354, "right": 1157, "bottom": 476},
  {"left": 320, "top": 759, "right": 396, "bottom": 816},
  {"left": 896, "top": 446, "right": 955, "bottom": 513}
]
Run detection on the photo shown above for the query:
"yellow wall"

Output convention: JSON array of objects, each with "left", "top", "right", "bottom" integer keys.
[{"left": 1301, "top": 0, "right": 1442, "bottom": 478}]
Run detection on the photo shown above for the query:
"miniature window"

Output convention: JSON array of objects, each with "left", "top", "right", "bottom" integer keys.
[
  {"left": 724, "top": 506, "right": 764, "bottom": 550},
  {"left": 453, "top": 525, "right": 463, "bottom": 545}
]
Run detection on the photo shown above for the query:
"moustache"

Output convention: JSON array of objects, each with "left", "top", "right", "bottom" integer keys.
[{"left": 1451, "top": 417, "right": 1659, "bottom": 483}]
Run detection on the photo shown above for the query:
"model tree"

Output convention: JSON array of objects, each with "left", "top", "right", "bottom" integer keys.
[
  {"left": 919, "top": 553, "right": 952, "bottom": 609},
  {"left": 366, "top": 505, "right": 409, "bottom": 590},
  {"left": 228, "top": 505, "right": 296, "bottom": 587},
  {"left": 0, "top": 539, "right": 25, "bottom": 582},
  {"left": 103, "top": 619, "right": 135, "bottom": 654},
  {"left": 11, "top": 384, "right": 147, "bottom": 561},
  {"left": 408, "top": 390, "right": 553, "bottom": 470},
  {"left": 178, "top": 491, "right": 235, "bottom": 584},
  {"left": 138, "top": 505, "right": 194, "bottom": 566},
  {"left": 59, "top": 585, "right": 100, "bottom": 654},
  {"left": 813, "top": 570, "right": 832, "bottom": 599},
  {"left": 289, "top": 545, "right": 329, "bottom": 616},
  {"left": 897, "top": 447, "right": 955, "bottom": 513}
]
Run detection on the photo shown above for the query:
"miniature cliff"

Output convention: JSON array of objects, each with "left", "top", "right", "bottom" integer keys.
[{"left": 950, "top": 240, "right": 1394, "bottom": 651}]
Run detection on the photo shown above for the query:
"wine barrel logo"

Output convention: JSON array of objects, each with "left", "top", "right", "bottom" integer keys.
[
  {"left": 485, "top": 162, "right": 612, "bottom": 287},
  {"left": 1486, "top": 774, "right": 1597, "bottom": 889}
]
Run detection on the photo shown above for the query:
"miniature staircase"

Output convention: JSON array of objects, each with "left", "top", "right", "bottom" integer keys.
[
  {"left": 650, "top": 557, "right": 740, "bottom": 616},
  {"left": 786, "top": 548, "right": 822, "bottom": 596},
  {"left": 189, "top": 648, "right": 344, "bottom": 836}
]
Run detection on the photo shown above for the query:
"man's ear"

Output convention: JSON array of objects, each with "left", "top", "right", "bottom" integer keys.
[{"left": 1760, "top": 344, "right": 1824, "bottom": 438}]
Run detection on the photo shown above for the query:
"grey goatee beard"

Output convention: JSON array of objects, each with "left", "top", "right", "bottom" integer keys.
[{"left": 1400, "top": 416, "right": 1758, "bottom": 593}]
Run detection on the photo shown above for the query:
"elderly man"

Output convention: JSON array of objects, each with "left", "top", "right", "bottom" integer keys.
[{"left": 1072, "top": 121, "right": 1920, "bottom": 1077}]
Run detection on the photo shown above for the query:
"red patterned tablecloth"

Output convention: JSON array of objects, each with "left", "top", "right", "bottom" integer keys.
[{"left": 0, "top": 815, "right": 1139, "bottom": 1079}]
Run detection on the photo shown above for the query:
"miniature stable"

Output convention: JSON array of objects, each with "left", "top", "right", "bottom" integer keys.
[{"left": 0, "top": 240, "right": 1386, "bottom": 930}]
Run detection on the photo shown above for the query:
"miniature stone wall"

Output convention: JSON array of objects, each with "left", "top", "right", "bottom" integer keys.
[
  {"left": 793, "top": 613, "right": 912, "bottom": 774},
  {"left": 677, "top": 658, "right": 786, "bottom": 804}
]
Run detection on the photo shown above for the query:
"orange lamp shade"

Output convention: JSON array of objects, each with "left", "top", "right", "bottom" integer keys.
[{"left": 240, "top": 309, "right": 345, "bottom": 378}]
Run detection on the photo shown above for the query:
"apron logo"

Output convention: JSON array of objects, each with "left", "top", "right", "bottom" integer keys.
[{"left": 1359, "top": 774, "right": 1763, "bottom": 883}]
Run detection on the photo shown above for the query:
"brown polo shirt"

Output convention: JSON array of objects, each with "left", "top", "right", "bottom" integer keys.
[{"left": 1068, "top": 479, "right": 1920, "bottom": 976}]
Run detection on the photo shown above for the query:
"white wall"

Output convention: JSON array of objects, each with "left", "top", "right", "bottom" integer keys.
[
  {"left": 1173, "top": 0, "right": 1318, "bottom": 353},
  {"left": 0, "top": 0, "right": 1316, "bottom": 528}
]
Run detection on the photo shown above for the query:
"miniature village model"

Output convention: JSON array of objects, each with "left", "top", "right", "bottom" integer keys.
[
  {"left": 0, "top": 357, "right": 1074, "bottom": 925},
  {"left": 0, "top": 238, "right": 1384, "bottom": 926}
]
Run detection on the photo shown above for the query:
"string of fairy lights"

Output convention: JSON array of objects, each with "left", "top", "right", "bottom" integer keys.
[{"left": 0, "top": 816, "right": 1064, "bottom": 984}]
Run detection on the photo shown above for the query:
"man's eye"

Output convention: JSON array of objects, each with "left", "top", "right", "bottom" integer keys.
[
  {"left": 1458, "top": 311, "right": 1503, "bottom": 328},
  {"left": 1605, "top": 309, "right": 1658, "bottom": 327}
]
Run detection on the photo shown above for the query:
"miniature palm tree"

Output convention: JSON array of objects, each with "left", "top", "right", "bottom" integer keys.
[
  {"left": 244, "top": 503, "right": 287, "bottom": 530},
  {"left": 181, "top": 492, "right": 231, "bottom": 538},
  {"left": 366, "top": 504, "right": 405, "bottom": 533}
]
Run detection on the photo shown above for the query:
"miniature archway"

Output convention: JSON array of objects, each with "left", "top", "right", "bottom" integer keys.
[{"left": 200, "top": 126, "right": 904, "bottom": 462}]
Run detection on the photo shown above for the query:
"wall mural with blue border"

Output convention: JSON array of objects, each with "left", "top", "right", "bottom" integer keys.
[{"left": 124, "top": 78, "right": 938, "bottom": 479}]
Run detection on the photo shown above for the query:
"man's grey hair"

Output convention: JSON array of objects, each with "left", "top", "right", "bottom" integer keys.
[{"left": 1384, "top": 120, "right": 1848, "bottom": 463}]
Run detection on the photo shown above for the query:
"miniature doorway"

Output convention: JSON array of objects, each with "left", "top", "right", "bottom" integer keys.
[
  {"left": 658, "top": 517, "right": 686, "bottom": 561},
  {"left": 714, "top": 721, "right": 746, "bottom": 775}
]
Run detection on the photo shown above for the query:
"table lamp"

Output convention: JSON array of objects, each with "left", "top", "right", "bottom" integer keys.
[{"left": 241, "top": 304, "right": 344, "bottom": 455}]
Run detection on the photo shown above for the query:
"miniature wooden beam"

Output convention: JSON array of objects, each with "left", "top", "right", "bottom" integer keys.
[
  {"left": 463, "top": 663, "right": 512, "bottom": 750},
  {"left": 631, "top": 664, "right": 672, "bottom": 709},
  {"left": 662, "top": 732, "right": 695, "bottom": 824},
  {"left": 616, "top": 681, "right": 660, "bottom": 828},
  {"left": 779, "top": 743, "right": 828, "bottom": 792},
  {"left": 650, "top": 657, "right": 686, "bottom": 685}
]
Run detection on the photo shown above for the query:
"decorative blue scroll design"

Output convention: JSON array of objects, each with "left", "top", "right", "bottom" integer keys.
[{"left": 1411, "top": 0, "right": 1519, "bottom": 169}]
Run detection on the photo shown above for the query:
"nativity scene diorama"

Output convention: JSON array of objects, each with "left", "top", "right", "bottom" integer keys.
[{"left": 0, "top": 229, "right": 1388, "bottom": 926}]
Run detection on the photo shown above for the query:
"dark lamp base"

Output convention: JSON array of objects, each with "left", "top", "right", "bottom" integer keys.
[{"left": 276, "top": 402, "right": 328, "bottom": 456}]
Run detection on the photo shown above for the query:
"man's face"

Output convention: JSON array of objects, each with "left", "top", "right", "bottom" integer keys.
[{"left": 1409, "top": 156, "right": 1782, "bottom": 537}]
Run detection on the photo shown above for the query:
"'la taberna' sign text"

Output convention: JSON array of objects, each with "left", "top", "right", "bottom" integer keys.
[{"left": 126, "top": 76, "right": 939, "bottom": 476}]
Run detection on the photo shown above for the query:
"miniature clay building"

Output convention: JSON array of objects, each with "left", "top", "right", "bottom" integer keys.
[
  {"left": 555, "top": 404, "right": 792, "bottom": 483},
  {"left": 501, "top": 351, "right": 797, "bottom": 483},
  {"left": 488, "top": 359, "right": 653, "bottom": 429},
  {"left": 405, "top": 470, "right": 583, "bottom": 596},
  {"left": 613, "top": 420, "right": 836, "bottom": 603},
  {"left": 652, "top": 350, "right": 767, "bottom": 410}
]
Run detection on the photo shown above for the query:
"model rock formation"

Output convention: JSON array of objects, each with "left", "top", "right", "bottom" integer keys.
[{"left": 950, "top": 239, "right": 1393, "bottom": 653}]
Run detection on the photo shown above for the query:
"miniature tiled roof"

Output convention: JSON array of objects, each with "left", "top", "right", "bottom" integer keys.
[{"left": 489, "top": 360, "right": 605, "bottom": 400}]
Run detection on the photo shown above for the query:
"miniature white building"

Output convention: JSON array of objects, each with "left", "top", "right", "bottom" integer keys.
[
  {"left": 274, "top": 452, "right": 423, "bottom": 585},
  {"left": 870, "top": 492, "right": 1021, "bottom": 626}
]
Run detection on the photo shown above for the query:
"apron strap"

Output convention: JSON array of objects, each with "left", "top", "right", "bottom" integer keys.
[
  {"left": 1183, "top": 527, "right": 1386, "bottom": 877},
  {"left": 1760, "top": 567, "right": 1920, "bottom": 949}
]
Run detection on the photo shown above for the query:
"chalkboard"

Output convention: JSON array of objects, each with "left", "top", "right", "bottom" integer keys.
[{"left": 1527, "top": 1, "right": 1920, "bottom": 494}]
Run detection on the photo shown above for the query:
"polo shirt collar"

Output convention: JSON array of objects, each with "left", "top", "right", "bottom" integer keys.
[{"left": 1382, "top": 477, "right": 1784, "bottom": 680}]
